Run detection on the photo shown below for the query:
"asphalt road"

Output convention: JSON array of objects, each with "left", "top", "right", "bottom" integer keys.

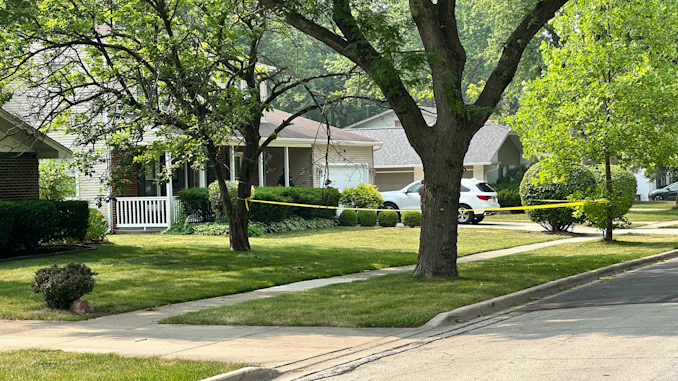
[{"left": 313, "top": 257, "right": 678, "bottom": 381}]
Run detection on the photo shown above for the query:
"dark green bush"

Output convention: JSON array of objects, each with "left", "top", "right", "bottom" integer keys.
[
  {"left": 32, "top": 263, "right": 97, "bottom": 310},
  {"left": 497, "top": 164, "right": 529, "bottom": 184},
  {"left": 178, "top": 188, "right": 214, "bottom": 222},
  {"left": 249, "top": 187, "right": 340, "bottom": 223},
  {"left": 357, "top": 210, "right": 377, "bottom": 226},
  {"left": 0, "top": 201, "right": 15, "bottom": 251},
  {"left": 11, "top": 200, "right": 58, "bottom": 250},
  {"left": 252, "top": 217, "right": 336, "bottom": 234},
  {"left": 377, "top": 210, "right": 399, "bottom": 227},
  {"left": 52, "top": 201, "right": 89, "bottom": 241},
  {"left": 496, "top": 185, "right": 522, "bottom": 209},
  {"left": 520, "top": 163, "right": 596, "bottom": 231},
  {"left": 338, "top": 210, "right": 358, "bottom": 226},
  {"left": 402, "top": 210, "right": 422, "bottom": 227}
]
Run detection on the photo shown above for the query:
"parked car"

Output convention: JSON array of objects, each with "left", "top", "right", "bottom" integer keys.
[
  {"left": 648, "top": 181, "right": 678, "bottom": 201},
  {"left": 380, "top": 179, "right": 500, "bottom": 224}
]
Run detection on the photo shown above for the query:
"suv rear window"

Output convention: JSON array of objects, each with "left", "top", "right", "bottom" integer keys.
[{"left": 475, "top": 183, "right": 495, "bottom": 192}]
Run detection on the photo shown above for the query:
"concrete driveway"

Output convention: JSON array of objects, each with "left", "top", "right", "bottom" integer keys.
[{"left": 309, "top": 256, "right": 678, "bottom": 381}]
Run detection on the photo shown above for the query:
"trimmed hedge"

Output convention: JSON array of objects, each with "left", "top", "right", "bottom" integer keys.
[
  {"left": 377, "top": 210, "right": 399, "bottom": 227},
  {"left": 178, "top": 188, "right": 214, "bottom": 222},
  {"left": 250, "top": 187, "right": 340, "bottom": 223},
  {"left": 357, "top": 210, "right": 377, "bottom": 227},
  {"left": 338, "top": 210, "right": 358, "bottom": 226},
  {"left": 402, "top": 210, "right": 422, "bottom": 227},
  {"left": 53, "top": 201, "right": 89, "bottom": 241},
  {"left": 0, "top": 200, "right": 90, "bottom": 254}
]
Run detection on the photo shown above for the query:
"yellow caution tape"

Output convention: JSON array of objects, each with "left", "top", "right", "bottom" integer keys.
[{"left": 241, "top": 198, "right": 609, "bottom": 214}]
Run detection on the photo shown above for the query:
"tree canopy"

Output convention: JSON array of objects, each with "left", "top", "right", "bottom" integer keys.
[{"left": 509, "top": 0, "right": 678, "bottom": 238}]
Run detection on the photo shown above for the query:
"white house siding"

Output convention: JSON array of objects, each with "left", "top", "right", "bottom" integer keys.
[
  {"left": 263, "top": 146, "right": 313, "bottom": 187},
  {"left": 312, "top": 144, "right": 374, "bottom": 189}
]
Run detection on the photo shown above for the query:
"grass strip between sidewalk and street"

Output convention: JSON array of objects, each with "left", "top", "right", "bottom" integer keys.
[
  {"left": 0, "top": 227, "right": 562, "bottom": 321},
  {"left": 163, "top": 234, "right": 678, "bottom": 328},
  {"left": 0, "top": 349, "right": 245, "bottom": 381}
]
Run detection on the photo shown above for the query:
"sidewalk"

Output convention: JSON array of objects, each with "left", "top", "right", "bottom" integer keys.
[{"left": 2, "top": 221, "right": 678, "bottom": 380}]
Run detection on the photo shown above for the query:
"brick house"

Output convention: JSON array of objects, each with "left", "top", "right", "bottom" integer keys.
[{"left": 0, "top": 109, "right": 72, "bottom": 201}]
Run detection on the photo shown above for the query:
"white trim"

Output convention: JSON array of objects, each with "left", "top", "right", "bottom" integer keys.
[
  {"left": 258, "top": 154, "right": 264, "bottom": 187},
  {"left": 165, "top": 153, "right": 173, "bottom": 227}
]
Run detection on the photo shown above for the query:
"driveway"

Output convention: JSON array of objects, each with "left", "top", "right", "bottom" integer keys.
[{"left": 308, "top": 256, "right": 678, "bottom": 380}]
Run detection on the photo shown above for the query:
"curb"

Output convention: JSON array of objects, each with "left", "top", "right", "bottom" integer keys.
[
  {"left": 200, "top": 367, "right": 281, "bottom": 381},
  {"left": 424, "top": 248, "right": 678, "bottom": 327}
]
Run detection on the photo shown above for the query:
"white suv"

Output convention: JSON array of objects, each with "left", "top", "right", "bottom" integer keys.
[{"left": 380, "top": 179, "right": 500, "bottom": 224}]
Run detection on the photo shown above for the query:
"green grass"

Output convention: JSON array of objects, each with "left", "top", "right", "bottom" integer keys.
[
  {"left": 0, "top": 227, "right": 561, "bottom": 320},
  {"left": 164, "top": 234, "right": 678, "bottom": 328},
  {"left": 627, "top": 201, "right": 678, "bottom": 222},
  {"left": 0, "top": 349, "right": 244, "bottom": 380},
  {"left": 483, "top": 212, "right": 532, "bottom": 223}
]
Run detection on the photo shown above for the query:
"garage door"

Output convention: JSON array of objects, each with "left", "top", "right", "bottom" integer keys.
[
  {"left": 375, "top": 171, "right": 414, "bottom": 191},
  {"left": 323, "top": 164, "right": 369, "bottom": 192}
]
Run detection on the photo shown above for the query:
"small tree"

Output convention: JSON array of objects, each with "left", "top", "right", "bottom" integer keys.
[{"left": 39, "top": 160, "right": 76, "bottom": 201}]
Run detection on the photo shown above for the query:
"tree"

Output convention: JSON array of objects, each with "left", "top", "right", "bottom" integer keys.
[
  {"left": 0, "top": 0, "right": 355, "bottom": 251},
  {"left": 261, "top": 0, "right": 571, "bottom": 276},
  {"left": 509, "top": 0, "right": 678, "bottom": 240},
  {"left": 39, "top": 160, "right": 77, "bottom": 201}
]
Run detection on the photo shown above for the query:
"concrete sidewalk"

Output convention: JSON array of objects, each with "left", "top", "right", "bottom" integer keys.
[{"left": 2, "top": 221, "right": 678, "bottom": 380}]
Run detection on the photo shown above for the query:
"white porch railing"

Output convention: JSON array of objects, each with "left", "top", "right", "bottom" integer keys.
[{"left": 115, "top": 197, "right": 171, "bottom": 229}]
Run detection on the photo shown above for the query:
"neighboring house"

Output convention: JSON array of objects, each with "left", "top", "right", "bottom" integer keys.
[
  {"left": 346, "top": 108, "right": 528, "bottom": 191},
  {"left": 0, "top": 109, "right": 72, "bottom": 201}
]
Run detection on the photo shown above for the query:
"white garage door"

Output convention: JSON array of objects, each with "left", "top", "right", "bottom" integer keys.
[{"left": 324, "top": 164, "right": 369, "bottom": 191}]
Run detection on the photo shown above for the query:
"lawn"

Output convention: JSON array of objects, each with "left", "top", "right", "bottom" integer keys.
[
  {"left": 0, "top": 227, "right": 561, "bottom": 320},
  {"left": 164, "top": 234, "right": 678, "bottom": 328},
  {"left": 0, "top": 349, "right": 244, "bottom": 380}
]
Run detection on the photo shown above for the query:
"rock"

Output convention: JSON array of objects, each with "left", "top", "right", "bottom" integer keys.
[{"left": 69, "top": 299, "right": 94, "bottom": 315}]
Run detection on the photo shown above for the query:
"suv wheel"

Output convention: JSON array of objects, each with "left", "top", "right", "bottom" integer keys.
[
  {"left": 653, "top": 195, "right": 664, "bottom": 201},
  {"left": 458, "top": 204, "right": 474, "bottom": 224},
  {"left": 471, "top": 216, "right": 484, "bottom": 224}
]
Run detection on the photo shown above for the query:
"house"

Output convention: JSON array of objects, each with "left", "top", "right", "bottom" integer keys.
[
  {"left": 0, "top": 104, "right": 378, "bottom": 231},
  {"left": 345, "top": 108, "right": 528, "bottom": 191},
  {"left": 0, "top": 109, "right": 72, "bottom": 201}
]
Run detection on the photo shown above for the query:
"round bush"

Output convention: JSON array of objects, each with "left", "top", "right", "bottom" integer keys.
[
  {"left": 32, "top": 263, "right": 97, "bottom": 310},
  {"left": 377, "top": 210, "right": 399, "bottom": 227},
  {"left": 340, "top": 183, "right": 384, "bottom": 208},
  {"left": 520, "top": 163, "right": 596, "bottom": 231},
  {"left": 338, "top": 210, "right": 358, "bottom": 226},
  {"left": 357, "top": 210, "right": 377, "bottom": 226},
  {"left": 85, "top": 208, "right": 108, "bottom": 242},
  {"left": 402, "top": 210, "right": 422, "bottom": 227}
]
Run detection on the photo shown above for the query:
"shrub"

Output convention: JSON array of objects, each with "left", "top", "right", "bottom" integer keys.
[
  {"left": 340, "top": 183, "right": 383, "bottom": 209},
  {"left": 31, "top": 263, "right": 97, "bottom": 310},
  {"left": 0, "top": 201, "right": 15, "bottom": 251},
  {"left": 357, "top": 210, "right": 377, "bottom": 226},
  {"left": 520, "top": 162, "right": 596, "bottom": 232},
  {"left": 208, "top": 180, "right": 252, "bottom": 221},
  {"left": 377, "top": 210, "right": 399, "bottom": 227},
  {"left": 402, "top": 210, "right": 422, "bottom": 227},
  {"left": 497, "top": 164, "right": 529, "bottom": 184},
  {"left": 85, "top": 208, "right": 109, "bottom": 242},
  {"left": 253, "top": 217, "right": 337, "bottom": 234},
  {"left": 338, "top": 210, "right": 358, "bottom": 226},
  {"left": 495, "top": 184, "right": 522, "bottom": 209},
  {"left": 575, "top": 166, "right": 637, "bottom": 231},
  {"left": 10, "top": 200, "right": 58, "bottom": 250},
  {"left": 178, "top": 188, "right": 214, "bottom": 222},
  {"left": 191, "top": 221, "right": 265, "bottom": 237},
  {"left": 249, "top": 187, "right": 340, "bottom": 223},
  {"left": 52, "top": 201, "right": 89, "bottom": 241}
]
